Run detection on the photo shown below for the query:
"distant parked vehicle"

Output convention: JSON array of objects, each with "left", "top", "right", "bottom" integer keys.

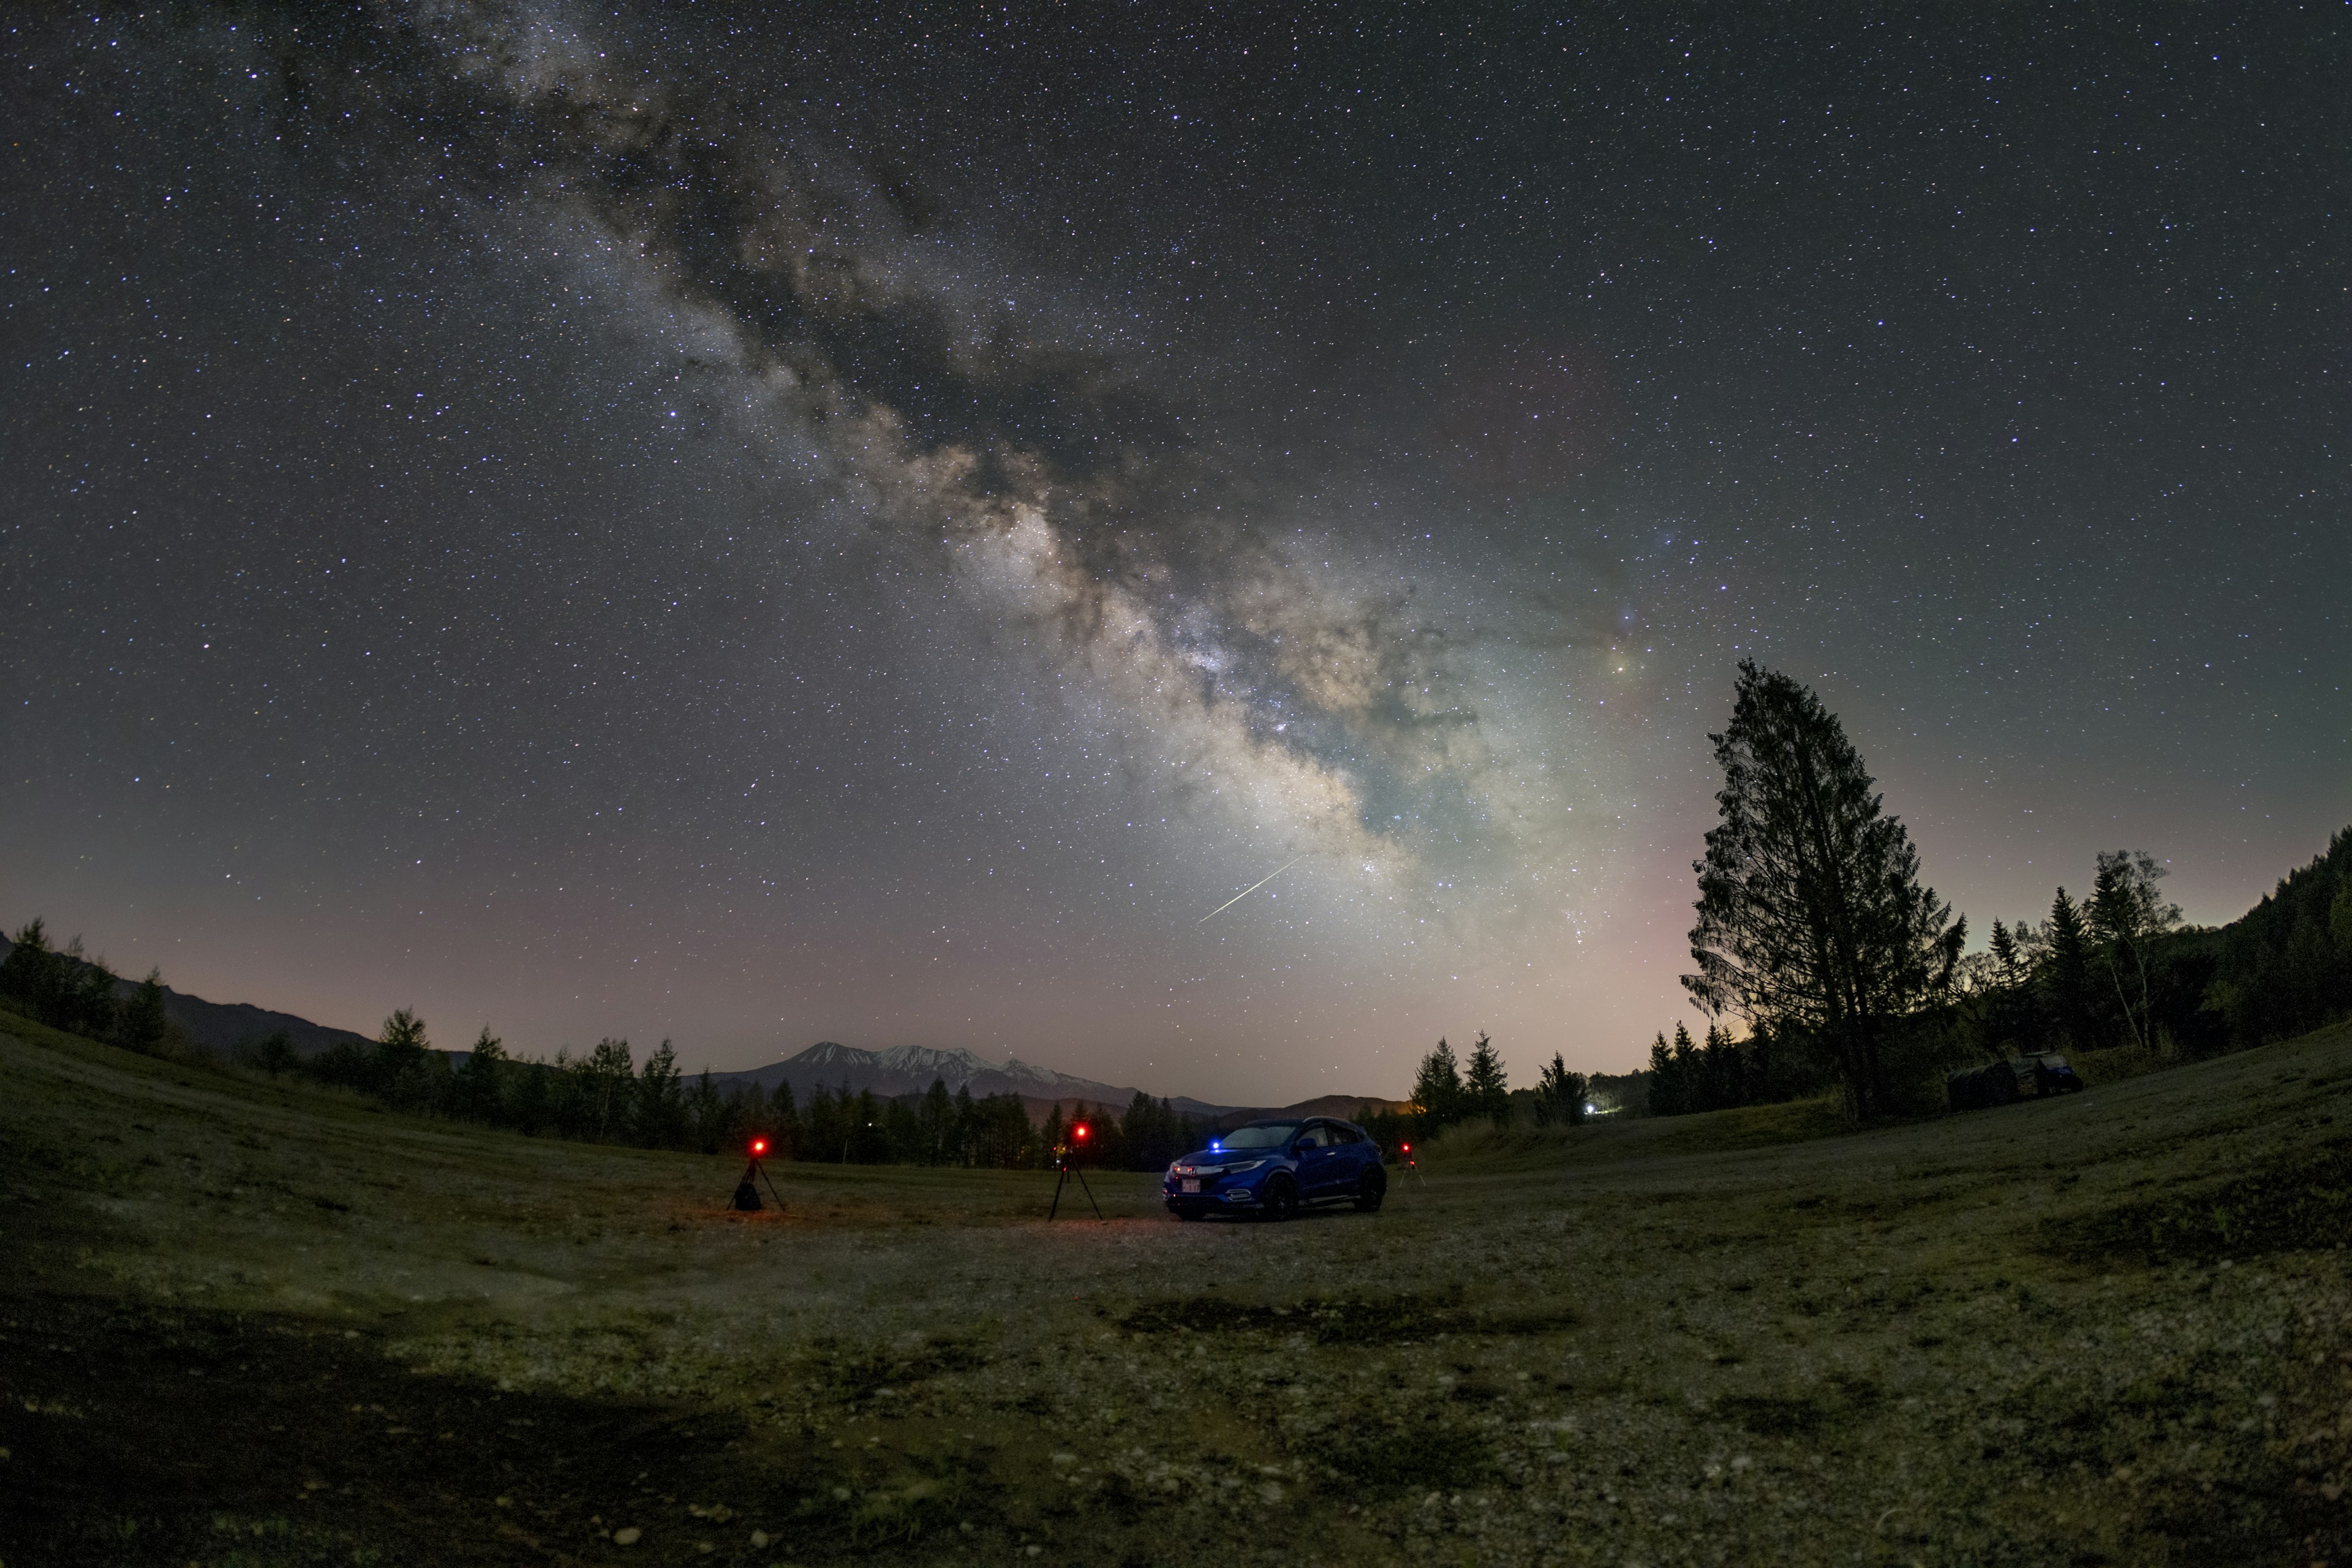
[
  {"left": 1947, "top": 1052, "right": 2086, "bottom": 1111},
  {"left": 1163, "top": 1118, "right": 1386, "bottom": 1220}
]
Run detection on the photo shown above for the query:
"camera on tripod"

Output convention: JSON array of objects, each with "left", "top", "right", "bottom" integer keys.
[
  {"left": 1048, "top": 1119, "right": 1101, "bottom": 1219},
  {"left": 729, "top": 1135, "right": 786, "bottom": 1212}
]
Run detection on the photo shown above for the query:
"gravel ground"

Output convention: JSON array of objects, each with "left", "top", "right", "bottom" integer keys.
[{"left": 2, "top": 1015, "right": 2346, "bottom": 1566}]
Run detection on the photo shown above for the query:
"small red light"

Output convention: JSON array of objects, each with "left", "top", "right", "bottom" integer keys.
[
  {"left": 750, "top": 1139, "right": 767, "bottom": 1156},
  {"left": 1074, "top": 1125, "right": 1089, "bottom": 1139}
]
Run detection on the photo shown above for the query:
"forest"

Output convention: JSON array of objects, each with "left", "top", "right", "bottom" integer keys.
[
  {"left": 1627, "top": 831, "right": 2352, "bottom": 1120},
  {"left": 0, "top": 928, "right": 1212, "bottom": 1171}
]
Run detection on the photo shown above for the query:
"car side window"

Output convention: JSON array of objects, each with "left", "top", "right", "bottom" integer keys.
[
  {"left": 1327, "top": 1125, "right": 1360, "bottom": 1145},
  {"left": 1295, "top": 1126, "right": 1325, "bottom": 1150}
]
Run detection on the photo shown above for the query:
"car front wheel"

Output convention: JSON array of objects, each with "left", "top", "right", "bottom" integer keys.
[
  {"left": 1354, "top": 1166, "right": 1386, "bottom": 1213},
  {"left": 1261, "top": 1175, "right": 1300, "bottom": 1221}
]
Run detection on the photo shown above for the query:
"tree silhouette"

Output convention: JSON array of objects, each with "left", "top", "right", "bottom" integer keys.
[
  {"left": 919, "top": 1077, "right": 955, "bottom": 1165},
  {"left": 1645, "top": 1030, "right": 1684, "bottom": 1115},
  {"left": 120, "top": 968, "right": 172, "bottom": 1056},
  {"left": 634, "top": 1039, "right": 685, "bottom": 1147},
  {"left": 1683, "top": 662, "right": 1965, "bottom": 1119},
  {"left": 2043, "top": 888, "right": 2098, "bottom": 1050},
  {"left": 1463, "top": 1033, "right": 1510, "bottom": 1123},
  {"left": 2087, "top": 850, "right": 2182, "bottom": 1054},
  {"left": 1532, "top": 1052, "right": 1586, "bottom": 1126},
  {"left": 1411, "top": 1038, "right": 1464, "bottom": 1129},
  {"left": 255, "top": 1027, "right": 298, "bottom": 1078}
]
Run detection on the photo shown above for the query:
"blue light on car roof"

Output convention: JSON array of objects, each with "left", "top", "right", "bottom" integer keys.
[{"left": 1210, "top": 1140, "right": 1221, "bottom": 1151}]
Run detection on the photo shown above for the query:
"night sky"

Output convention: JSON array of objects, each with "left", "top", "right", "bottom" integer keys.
[{"left": 4, "top": 5, "right": 2345, "bottom": 1103}]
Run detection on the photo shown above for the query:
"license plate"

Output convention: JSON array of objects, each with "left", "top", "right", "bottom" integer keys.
[{"left": 1181, "top": 1179, "right": 1200, "bottom": 1194}]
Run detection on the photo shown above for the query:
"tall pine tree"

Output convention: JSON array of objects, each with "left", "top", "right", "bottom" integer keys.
[
  {"left": 1646, "top": 1030, "right": 1686, "bottom": 1116},
  {"left": 1532, "top": 1052, "right": 1586, "bottom": 1126},
  {"left": 2043, "top": 888, "right": 2098, "bottom": 1051},
  {"left": 1684, "top": 662, "right": 1966, "bottom": 1119},
  {"left": 1411, "top": 1038, "right": 1464, "bottom": 1129},
  {"left": 1463, "top": 1033, "right": 1510, "bottom": 1123}
]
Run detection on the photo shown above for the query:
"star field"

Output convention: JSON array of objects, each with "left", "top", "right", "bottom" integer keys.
[{"left": 3, "top": 6, "right": 2344, "bottom": 1102}]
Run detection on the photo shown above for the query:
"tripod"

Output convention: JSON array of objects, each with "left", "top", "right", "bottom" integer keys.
[
  {"left": 1047, "top": 1153, "right": 1102, "bottom": 1219},
  {"left": 730, "top": 1152, "right": 788, "bottom": 1212}
]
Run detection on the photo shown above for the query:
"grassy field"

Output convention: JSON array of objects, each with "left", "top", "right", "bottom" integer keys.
[{"left": 2, "top": 1012, "right": 2347, "bottom": 1567}]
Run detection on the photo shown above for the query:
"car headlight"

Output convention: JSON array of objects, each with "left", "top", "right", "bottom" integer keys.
[{"left": 1219, "top": 1159, "right": 1268, "bottom": 1174}]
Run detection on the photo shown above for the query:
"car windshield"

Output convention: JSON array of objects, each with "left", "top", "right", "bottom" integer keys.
[{"left": 1213, "top": 1122, "right": 1299, "bottom": 1152}]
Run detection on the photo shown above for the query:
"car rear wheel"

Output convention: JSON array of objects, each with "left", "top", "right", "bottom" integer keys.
[
  {"left": 1261, "top": 1175, "right": 1300, "bottom": 1221},
  {"left": 1354, "top": 1166, "right": 1386, "bottom": 1213}
]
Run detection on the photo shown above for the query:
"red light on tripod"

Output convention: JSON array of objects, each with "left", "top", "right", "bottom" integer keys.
[
  {"left": 749, "top": 1138, "right": 768, "bottom": 1157},
  {"left": 1073, "top": 1124, "right": 1090, "bottom": 1140},
  {"left": 1401, "top": 1142, "right": 1411, "bottom": 1153}
]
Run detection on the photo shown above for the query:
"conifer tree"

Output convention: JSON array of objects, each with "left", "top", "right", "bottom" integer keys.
[
  {"left": 849, "top": 1088, "right": 882, "bottom": 1161},
  {"left": 687, "top": 1069, "right": 723, "bottom": 1152},
  {"left": 1701, "top": 1023, "right": 1741, "bottom": 1110},
  {"left": 1533, "top": 1052, "right": 1586, "bottom": 1126},
  {"left": 883, "top": 1095, "right": 922, "bottom": 1162},
  {"left": 507, "top": 1057, "right": 554, "bottom": 1134},
  {"left": 1684, "top": 662, "right": 1966, "bottom": 1118},
  {"left": 457, "top": 1027, "right": 506, "bottom": 1118},
  {"left": 951, "top": 1083, "right": 977, "bottom": 1166},
  {"left": 1646, "top": 1030, "right": 1684, "bottom": 1116},
  {"left": 634, "top": 1039, "right": 685, "bottom": 1147},
  {"left": 0, "top": 918, "right": 59, "bottom": 1020},
  {"left": 2043, "top": 889, "right": 2097, "bottom": 1050},
  {"left": 919, "top": 1077, "right": 955, "bottom": 1165},
  {"left": 1463, "top": 1032, "right": 1510, "bottom": 1123},
  {"left": 1671, "top": 1022, "right": 1700, "bottom": 1109},
  {"left": 63, "top": 940, "right": 118, "bottom": 1040},
  {"left": 1411, "top": 1038, "right": 1464, "bottom": 1129},
  {"left": 120, "top": 968, "right": 172, "bottom": 1056},
  {"left": 372, "top": 1008, "right": 443, "bottom": 1110},
  {"left": 1979, "top": 918, "right": 2046, "bottom": 1055},
  {"left": 770, "top": 1079, "right": 800, "bottom": 1156},
  {"left": 376, "top": 1008, "right": 431, "bottom": 1084},
  {"left": 804, "top": 1082, "right": 839, "bottom": 1161}
]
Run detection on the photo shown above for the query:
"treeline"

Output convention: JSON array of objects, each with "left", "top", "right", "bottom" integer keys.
[
  {"left": 2203, "top": 826, "right": 2352, "bottom": 1046},
  {"left": 1643, "top": 1021, "right": 1807, "bottom": 1117},
  {"left": 0, "top": 919, "right": 180, "bottom": 1055},
  {"left": 1638, "top": 830, "right": 2352, "bottom": 1118},
  {"left": 1356, "top": 1032, "right": 1590, "bottom": 1152},
  {"left": 0, "top": 938, "right": 1215, "bottom": 1170},
  {"left": 299, "top": 1014, "right": 1210, "bottom": 1169},
  {"left": 1953, "top": 834, "right": 2349, "bottom": 1060},
  {"left": 1650, "top": 662, "right": 2352, "bottom": 1120}
]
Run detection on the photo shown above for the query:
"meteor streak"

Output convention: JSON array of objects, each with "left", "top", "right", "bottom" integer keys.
[{"left": 1196, "top": 856, "right": 1303, "bottom": 924}]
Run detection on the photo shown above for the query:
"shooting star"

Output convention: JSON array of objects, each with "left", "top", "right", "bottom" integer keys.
[{"left": 1197, "top": 856, "right": 1303, "bottom": 925}]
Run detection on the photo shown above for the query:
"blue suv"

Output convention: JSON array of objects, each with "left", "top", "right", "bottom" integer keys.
[{"left": 1163, "top": 1118, "right": 1386, "bottom": 1221}]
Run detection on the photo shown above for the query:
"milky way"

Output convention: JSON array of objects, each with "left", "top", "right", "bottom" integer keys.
[{"left": 4, "top": 4, "right": 2344, "bottom": 1100}]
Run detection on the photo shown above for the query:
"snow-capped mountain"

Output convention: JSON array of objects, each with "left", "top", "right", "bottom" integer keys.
[
  {"left": 715, "top": 1041, "right": 1143, "bottom": 1106},
  {"left": 710, "top": 1041, "right": 1250, "bottom": 1115}
]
